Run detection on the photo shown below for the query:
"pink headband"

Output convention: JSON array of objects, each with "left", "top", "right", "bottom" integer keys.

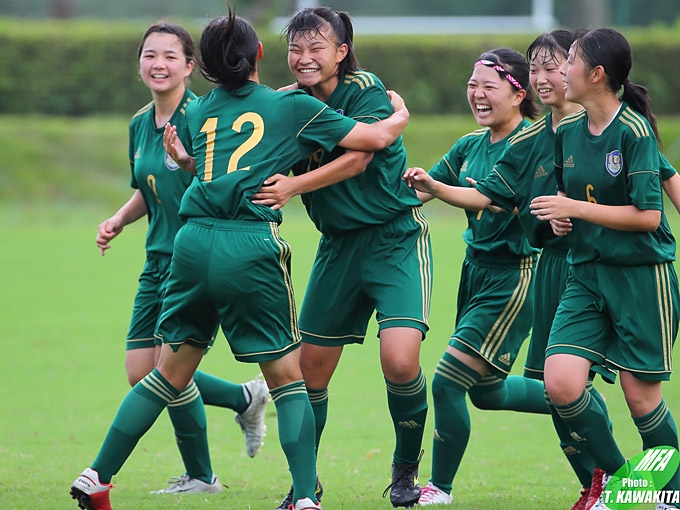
[{"left": 474, "top": 59, "right": 523, "bottom": 90}]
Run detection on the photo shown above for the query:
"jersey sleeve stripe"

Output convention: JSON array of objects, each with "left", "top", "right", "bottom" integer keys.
[
  {"left": 509, "top": 121, "right": 546, "bottom": 145},
  {"left": 296, "top": 105, "right": 330, "bottom": 138},
  {"left": 442, "top": 156, "right": 459, "bottom": 180},
  {"left": 620, "top": 108, "right": 650, "bottom": 138},
  {"left": 490, "top": 168, "right": 516, "bottom": 195}
]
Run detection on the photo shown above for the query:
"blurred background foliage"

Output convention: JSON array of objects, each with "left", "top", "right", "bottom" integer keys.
[
  {"left": 1, "top": 0, "right": 679, "bottom": 28},
  {"left": 0, "top": 0, "right": 679, "bottom": 116}
]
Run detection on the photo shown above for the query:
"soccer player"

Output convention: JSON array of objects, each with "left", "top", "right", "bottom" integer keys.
[
  {"left": 402, "top": 48, "right": 550, "bottom": 505},
  {"left": 529, "top": 28, "right": 680, "bottom": 510},
  {"left": 69, "top": 8, "right": 411, "bottom": 510},
  {"left": 92, "top": 21, "right": 269, "bottom": 496},
  {"left": 403, "top": 31, "right": 614, "bottom": 509},
  {"left": 251, "top": 7, "right": 432, "bottom": 508}
]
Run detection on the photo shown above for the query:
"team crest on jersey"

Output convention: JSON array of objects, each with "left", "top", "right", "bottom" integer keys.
[
  {"left": 336, "top": 108, "right": 344, "bottom": 115},
  {"left": 605, "top": 150, "right": 623, "bottom": 176},
  {"left": 164, "top": 152, "right": 180, "bottom": 171}
]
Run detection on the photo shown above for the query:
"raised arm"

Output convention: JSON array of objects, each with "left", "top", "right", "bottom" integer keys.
[
  {"left": 252, "top": 150, "right": 373, "bottom": 210},
  {"left": 163, "top": 123, "right": 196, "bottom": 175},
  {"left": 336, "top": 90, "right": 409, "bottom": 152}
]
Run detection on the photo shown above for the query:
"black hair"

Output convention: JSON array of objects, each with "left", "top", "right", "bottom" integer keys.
[
  {"left": 284, "top": 6, "right": 360, "bottom": 78},
  {"left": 199, "top": 7, "right": 259, "bottom": 91},
  {"left": 574, "top": 27, "right": 660, "bottom": 142},
  {"left": 138, "top": 21, "right": 196, "bottom": 65},
  {"left": 526, "top": 29, "right": 575, "bottom": 66},
  {"left": 478, "top": 48, "right": 540, "bottom": 120}
]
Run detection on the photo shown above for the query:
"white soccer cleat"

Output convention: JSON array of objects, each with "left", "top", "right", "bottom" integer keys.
[
  {"left": 70, "top": 468, "right": 113, "bottom": 510},
  {"left": 235, "top": 377, "right": 269, "bottom": 458},
  {"left": 151, "top": 474, "right": 222, "bottom": 494},
  {"left": 291, "top": 497, "right": 322, "bottom": 510},
  {"left": 418, "top": 481, "right": 453, "bottom": 505}
]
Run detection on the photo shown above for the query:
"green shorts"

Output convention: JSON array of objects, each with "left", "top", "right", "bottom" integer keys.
[
  {"left": 156, "top": 218, "right": 301, "bottom": 363},
  {"left": 450, "top": 253, "right": 535, "bottom": 377},
  {"left": 547, "top": 261, "right": 678, "bottom": 381},
  {"left": 126, "top": 252, "right": 217, "bottom": 352},
  {"left": 126, "top": 252, "right": 171, "bottom": 351},
  {"left": 298, "top": 207, "right": 432, "bottom": 346},
  {"left": 524, "top": 247, "right": 615, "bottom": 383}
]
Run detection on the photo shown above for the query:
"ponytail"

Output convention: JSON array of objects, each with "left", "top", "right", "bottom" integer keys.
[{"left": 575, "top": 28, "right": 660, "bottom": 145}]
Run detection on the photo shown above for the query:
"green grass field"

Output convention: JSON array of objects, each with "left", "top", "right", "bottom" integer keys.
[{"left": 2, "top": 115, "right": 680, "bottom": 509}]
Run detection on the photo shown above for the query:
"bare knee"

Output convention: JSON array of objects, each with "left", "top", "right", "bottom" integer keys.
[
  {"left": 380, "top": 327, "right": 422, "bottom": 382},
  {"left": 620, "top": 372, "right": 662, "bottom": 418},
  {"left": 544, "top": 354, "right": 591, "bottom": 406},
  {"left": 125, "top": 348, "right": 156, "bottom": 387}
]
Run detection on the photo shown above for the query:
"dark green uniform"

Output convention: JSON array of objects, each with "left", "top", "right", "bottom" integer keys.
[
  {"left": 126, "top": 90, "right": 196, "bottom": 350},
  {"left": 156, "top": 82, "right": 358, "bottom": 362},
  {"left": 548, "top": 104, "right": 679, "bottom": 380},
  {"left": 295, "top": 71, "right": 432, "bottom": 344},
  {"left": 474, "top": 113, "right": 609, "bottom": 381},
  {"left": 429, "top": 120, "right": 538, "bottom": 376}
]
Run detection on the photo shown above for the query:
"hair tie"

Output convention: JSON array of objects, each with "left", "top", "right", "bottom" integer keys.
[
  {"left": 474, "top": 59, "right": 523, "bottom": 90},
  {"left": 623, "top": 78, "right": 630, "bottom": 85}
]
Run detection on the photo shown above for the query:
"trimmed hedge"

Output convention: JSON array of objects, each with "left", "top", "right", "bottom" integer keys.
[{"left": 2, "top": 19, "right": 680, "bottom": 115}]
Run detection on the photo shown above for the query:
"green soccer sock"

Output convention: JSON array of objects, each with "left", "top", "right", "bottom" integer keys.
[
  {"left": 92, "top": 368, "right": 180, "bottom": 483},
  {"left": 270, "top": 380, "right": 317, "bottom": 503},
  {"left": 429, "top": 352, "right": 482, "bottom": 494},
  {"left": 546, "top": 388, "right": 595, "bottom": 487},
  {"left": 167, "top": 381, "right": 212, "bottom": 483},
  {"left": 633, "top": 399, "right": 680, "bottom": 491},
  {"left": 192, "top": 370, "right": 248, "bottom": 413},
  {"left": 554, "top": 389, "right": 626, "bottom": 475},
  {"left": 386, "top": 369, "right": 428, "bottom": 464},
  {"left": 307, "top": 387, "right": 328, "bottom": 454},
  {"left": 588, "top": 381, "right": 613, "bottom": 433},
  {"left": 547, "top": 381, "right": 613, "bottom": 488},
  {"left": 468, "top": 374, "right": 550, "bottom": 414}
]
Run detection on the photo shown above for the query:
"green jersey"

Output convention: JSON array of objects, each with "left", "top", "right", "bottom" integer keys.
[
  {"left": 129, "top": 89, "right": 196, "bottom": 255},
  {"left": 429, "top": 120, "right": 538, "bottom": 258},
  {"left": 555, "top": 103, "right": 675, "bottom": 265},
  {"left": 178, "top": 82, "right": 357, "bottom": 223},
  {"left": 293, "top": 71, "right": 421, "bottom": 234},
  {"left": 661, "top": 153, "right": 677, "bottom": 181},
  {"left": 475, "top": 113, "right": 567, "bottom": 252}
]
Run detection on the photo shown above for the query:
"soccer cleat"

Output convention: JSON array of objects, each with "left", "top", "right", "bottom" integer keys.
[
  {"left": 571, "top": 487, "right": 590, "bottom": 510},
  {"left": 585, "top": 468, "right": 611, "bottom": 510},
  {"left": 382, "top": 451, "right": 423, "bottom": 508},
  {"left": 235, "top": 377, "right": 269, "bottom": 458},
  {"left": 70, "top": 468, "right": 113, "bottom": 510},
  {"left": 150, "top": 474, "right": 222, "bottom": 494},
  {"left": 287, "top": 497, "right": 322, "bottom": 510},
  {"left": 418, "top": 481, "right": 453, "bottom": 505},
  {"left": 276, "top": 476, "right": 324, "bottom": 510}
]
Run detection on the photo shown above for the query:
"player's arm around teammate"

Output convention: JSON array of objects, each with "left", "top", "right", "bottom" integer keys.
[
  {"left": 85, "top": 21, "right": 269, "bottom": 501},
  {"left": 252, "top": 8, "right": 432, "bottom": 509},
  {"left": 70, "top": 8, "right": 415, "bottom": 510}
]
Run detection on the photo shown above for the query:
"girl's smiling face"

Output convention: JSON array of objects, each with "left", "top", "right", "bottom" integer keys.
[
  {"left": 467, "top": 64, "right": 523, "bottom": 132},
  {"left": 139, "top": 32, "right": 193, "bottom": 96},
  {"left": 530, "top": 47, "right": 568, "bottom": 108}
]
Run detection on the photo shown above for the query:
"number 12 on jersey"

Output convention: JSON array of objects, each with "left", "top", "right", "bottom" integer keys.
[{"left": 199, "top": 113, "right": 265, "bottom": 182}]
